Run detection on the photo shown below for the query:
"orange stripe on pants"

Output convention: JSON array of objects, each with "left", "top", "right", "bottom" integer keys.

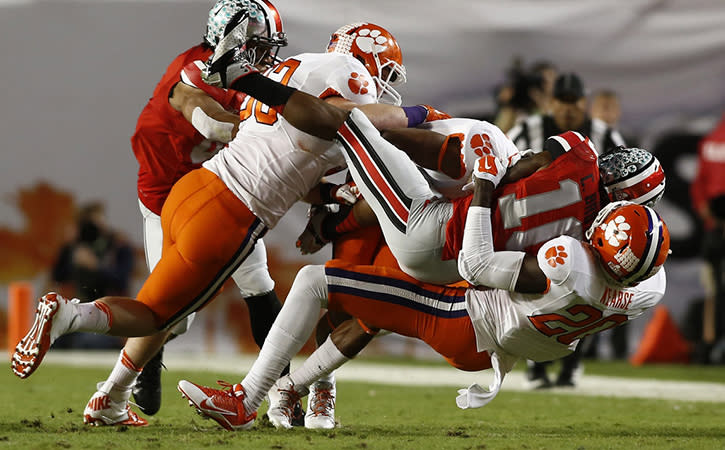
[
  {"left": 138, "top": 168, "right": 264, "bottom": 329},
  {"left": 325, "top": 260, "right": 491, "bottom": 372}
]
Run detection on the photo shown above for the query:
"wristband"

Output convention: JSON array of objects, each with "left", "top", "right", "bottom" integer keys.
[{"left": 402, "top": 105, "right": 428, "bottom": 128}]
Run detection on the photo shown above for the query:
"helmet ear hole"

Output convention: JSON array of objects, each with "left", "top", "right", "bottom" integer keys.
[{"left": 597, "top": 238, "right": 604, "bottom": 247}]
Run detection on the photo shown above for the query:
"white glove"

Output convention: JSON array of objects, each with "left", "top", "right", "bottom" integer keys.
[
  {"left": 462, "top": 154, "right": 507, "bottom": 191},
  {"left": 472, "top": 154, "right": 507, "bottom": 187},
  {"left": 331, "top": 182, "right": 360, "bottom": 206}
]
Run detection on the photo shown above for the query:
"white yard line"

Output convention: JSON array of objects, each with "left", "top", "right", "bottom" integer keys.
[{"left": 41, "top": 351, "right": 725, "bottom": 404}]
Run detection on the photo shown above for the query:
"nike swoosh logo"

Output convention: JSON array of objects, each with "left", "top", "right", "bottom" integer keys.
[
  {"left": 484, "top": 158, "right": 493, "bottom": 171},
  {"left": 200, "top": 398, "right": 236, "bottom": 416}
]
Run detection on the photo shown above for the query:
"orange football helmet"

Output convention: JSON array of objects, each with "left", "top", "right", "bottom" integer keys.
[
  {"left": 585, "top": 201, "right": 670, "bottom": 286},
  {"left": 326, "top": 22, "right": 407, "bottom": 105}
]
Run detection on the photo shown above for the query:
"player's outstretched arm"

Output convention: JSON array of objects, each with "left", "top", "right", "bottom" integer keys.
[{"left": 458, "top": 157, "right": 548, "bottom": 293}]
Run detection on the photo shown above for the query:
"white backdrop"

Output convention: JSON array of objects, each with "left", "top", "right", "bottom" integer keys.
[
  {"left": 1, "top": 0, "right": 724, "bottom": 247},
  {"left": 0, "top": 0, "right": 723, "bottom": 356}
]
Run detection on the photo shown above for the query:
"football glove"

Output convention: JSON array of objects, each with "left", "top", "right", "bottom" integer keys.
[
  {"left": 463, "top": 154, "right": 507, "bottom": 191},
  {"left": 204, "top": 10, "right": 258, "bottom": 88},
  {"left": 321, "top": 182, "right": 360, "bottom": 206},
  {"left": 296, "top": 205, "right": 335, "bottom": 255},
  {"left": 421, "top": 104, "right": 452, "bottom": 122}
]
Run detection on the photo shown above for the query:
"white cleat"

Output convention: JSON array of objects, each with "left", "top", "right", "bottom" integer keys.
[
  {"left": 83, "top": 382, "right": 148, "bottom": 427},
  {"left": 267, "top": 375, "right": 308, "bottom": 429},
  {"left": 305, "top": 379, "right": 336, "bottom": 429},
  {"left": 11, "top": 292, "right": 80, "bottom": 379}
]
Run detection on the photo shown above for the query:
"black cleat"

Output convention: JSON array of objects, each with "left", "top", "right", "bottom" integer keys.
[
  {"left": 525, "top": 363, "right": 553, "bottom": 390},
  {"left": 555, "top": 375, "right": 576, "bottom": 388},
  {"left": 132, "top": 347, "right": 165, "bottom": 415},
  {"left": 291, "top": 399, "right": 305, "bottom": 427}
]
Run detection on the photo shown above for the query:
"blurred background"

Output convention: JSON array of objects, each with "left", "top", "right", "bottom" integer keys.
[{"left": 1, "top": 0, "right": 724, "bottom": 363}]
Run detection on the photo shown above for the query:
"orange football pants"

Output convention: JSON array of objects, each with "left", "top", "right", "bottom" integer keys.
[
  {"left": 325, "top": 259, "right": 491, "bottom": 372},
  {"left": 137, "top": 168, "right": 267, "bottom": 330}
]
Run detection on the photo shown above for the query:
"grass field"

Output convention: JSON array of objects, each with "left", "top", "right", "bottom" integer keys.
[{"left": 2, "top": 358, "right": 724, "bottom": 450}]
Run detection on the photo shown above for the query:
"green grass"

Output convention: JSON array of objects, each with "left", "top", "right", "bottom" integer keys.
[{"left": 2, "top": 363, "right": 724, "bottom": 450}]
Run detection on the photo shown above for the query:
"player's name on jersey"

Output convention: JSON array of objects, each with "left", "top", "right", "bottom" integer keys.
[{"left": 599, "top": 287, "right": 634, "bottom": 310}]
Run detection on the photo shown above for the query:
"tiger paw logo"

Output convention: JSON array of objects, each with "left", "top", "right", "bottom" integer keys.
[
  {"left": 471, "top": 133, "right": 494, "bottom": 156},
  {"left": 601, "top": 215, "right": 630, "bottom": 247},
  {"left": 354, "top": 28, "right": 390, "bottom": 55},
  {"left": 348, "top": 72, "right": 370, "bottom": 95},
  {"left": 545, "top": 245, "right": 568, "bottom": 267}
]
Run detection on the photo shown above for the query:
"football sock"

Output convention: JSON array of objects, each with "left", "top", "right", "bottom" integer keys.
[
  {"left": 101, "top": 349, "right": 142, "bottom": 402},
  {"left": 241, "top": 266, "right": 328, "bottom": 412},
  {"left": 290, "top": 336, "right": 349, "bottom": 389},
  {"left": 244, "top": 290, "right": 290, "bottom": 376},
  {"left": 74, "top": 302, "right": 112, "bottom": 333}
]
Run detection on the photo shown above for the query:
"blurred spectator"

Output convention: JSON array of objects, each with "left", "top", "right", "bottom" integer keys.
[
  {"left": 508, "top": 72, "right": 626, "bottom": 155},
  {"left": 493, "top": 58, "right": 557, "bottom": 133},
  {"left": 50, "top": 202, "right": 133, "bottom": 349},
  {"left": 690, "top": 113, "right": 725, "bottom": 364},
  {"left": 590, "top": 89, "right": 622, "bottom": 127}
]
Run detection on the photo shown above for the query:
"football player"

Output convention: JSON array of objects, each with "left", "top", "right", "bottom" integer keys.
[
  {"left": 11, "top": 15, "right": 460, "bottom": 430},
  {"left": 75, "top": 0, "right": 289, "bottom": 426},
  {"left": 164, "top": 48, "right": 667, "bottom": 426},
  {"left": 283, "top": 130, "right": 666, "bottom": 426},
  {"left": 177, "top": 158, "right": 669, "bottom": 429}
]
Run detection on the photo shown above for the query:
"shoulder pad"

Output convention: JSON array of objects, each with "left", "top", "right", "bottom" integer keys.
[{"left": 537, "top": 236, "right": 578, "bottom": 285}]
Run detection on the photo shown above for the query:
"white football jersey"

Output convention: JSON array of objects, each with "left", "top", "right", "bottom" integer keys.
[
  {"left": 418, "top": 119, "right": 519, "bottom": 199},
  {"left": 204, "top": 52, "right": 378, "bottom": 228},
  {"left": 466, "top": 235, "right": 666, "bottom": 363}
]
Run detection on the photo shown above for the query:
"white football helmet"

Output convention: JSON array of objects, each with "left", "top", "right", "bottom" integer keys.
[
  {"left": 326, "top": 22, "right": 407, "bottom": 105},
  {"left": 204, "top": 0, "right": 287, "bottom": 65},
  {"left": 598, "top": 146, "right": 666, "bottom": 207}
]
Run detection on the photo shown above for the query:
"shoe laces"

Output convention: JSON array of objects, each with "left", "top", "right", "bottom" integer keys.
[
  {"left": 276, "top": 386, "right": 302, "bottom": 418},
  {"left": 310, "top": 387, "right": 335, "bottom": 416},
  {"left": 215, "top": 380, "right": 245, "bottom": 398}
]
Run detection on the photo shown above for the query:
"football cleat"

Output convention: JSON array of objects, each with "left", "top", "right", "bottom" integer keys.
[
  {"left": 555, "top": 364, "right": 584, "bottom": 388},
  {"left": 305, "top": 379, "right": 336, "bottom": 429},
  {"left": 524, "top": 362, "right": 553, "bottom": 390},
  {"left": 83, "top": 382, "right": 148, "bottom": 427},
  {"left": 177, "top": 379, "right": 256, "bottom": 431},
  {"left": 132, "top": 347, "right": 164, "bottom": 415},
  {"left": 266, "top": 375, "right": 308, "bottom": 429},
  {"left": 12, "top": 293, "right": 80, "bottom": 379},
  {"left": 290, "top": 398, "right": 306, "bottom": 427}
]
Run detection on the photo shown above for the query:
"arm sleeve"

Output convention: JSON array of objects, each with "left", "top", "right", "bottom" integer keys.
[{"left": 457, "top": 206, "right": 525, "bottom": 290}]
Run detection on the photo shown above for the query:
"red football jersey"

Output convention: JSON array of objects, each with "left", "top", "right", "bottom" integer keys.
[
  {"left": 442, "top": 142, "right": 601, "bottom": 260},
  {"left": 131, "top": 44, "right": 243, "bottom": 215},
  {"left": 690, "top": 114, "right": 725, "bottom": 229}
]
